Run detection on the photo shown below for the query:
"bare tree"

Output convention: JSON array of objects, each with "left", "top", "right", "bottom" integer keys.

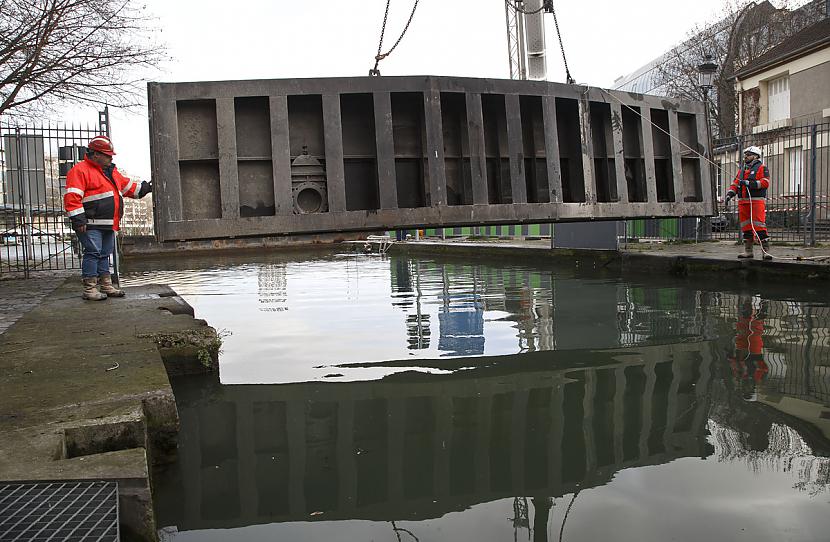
[
  {"left": 0, "top": 0, "right": 166, "bottom": 118},
  {"left": 651, "top": 0, "right": 821, "bottom": 138}
]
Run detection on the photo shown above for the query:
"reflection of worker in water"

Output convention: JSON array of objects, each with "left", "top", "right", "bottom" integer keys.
[{"left": 728, "top": 297, "right": 769, "bottom": 400}]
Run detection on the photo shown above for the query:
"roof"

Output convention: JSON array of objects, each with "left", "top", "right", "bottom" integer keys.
[{"left": 735, "top": 17, "right": 830, "bottom": 79}]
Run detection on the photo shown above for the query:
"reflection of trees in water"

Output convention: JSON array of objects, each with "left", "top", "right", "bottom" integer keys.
[{"left": 708, "top": 419, "right": 830, "bottom": 496}]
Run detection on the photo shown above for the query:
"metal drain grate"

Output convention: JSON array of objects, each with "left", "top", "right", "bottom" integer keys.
[{"left": 0, "top": 481, "right": 119, "bottom": 541}]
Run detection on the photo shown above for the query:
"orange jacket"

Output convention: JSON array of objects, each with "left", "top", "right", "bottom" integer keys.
[
  {"left": 64, "top": 157, "right": 147, "bottom": 231},
  {"left": 728, "top": 160, "right": 769, "bottom": 200}
]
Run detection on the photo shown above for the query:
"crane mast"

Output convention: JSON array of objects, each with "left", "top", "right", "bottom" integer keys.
[{"left": 505, "top": 0, "right": 548, "bottom": 80}]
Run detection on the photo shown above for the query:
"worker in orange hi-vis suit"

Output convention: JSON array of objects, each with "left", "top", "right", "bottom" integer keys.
[
  {"left": 724, "top": 146, "right": 772, "bottom": 260},
  {"left": 727, "top": 297, "right": 769, "bottom": 401},
  {"left": 64, "top": 136, "right": 152, "bottom": 301}
]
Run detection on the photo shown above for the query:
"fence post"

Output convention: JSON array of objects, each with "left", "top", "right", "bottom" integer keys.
[
  {"left": 99, "top": 107, "right": 121, "bottom": 284},
  {"left": 736, "top": 135, "right": 744, "bottom": 244},
  {"left": 13, "top": 127, "right": 31, "bottom": 278},
  {"left": 809, "top": 124, "right": 817, "bottom": 247}
]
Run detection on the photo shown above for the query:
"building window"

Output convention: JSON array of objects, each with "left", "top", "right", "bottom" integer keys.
[
  {"left": 768, "top": 75, "right": 790, "bottom": 122},
  {"left": 787, "top": 146, "right": 802, "bottom": 195}
]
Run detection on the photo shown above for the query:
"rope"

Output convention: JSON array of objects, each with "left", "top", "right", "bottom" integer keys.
[{"left": 370, "top": 0, "right": 420, "bottom": 76}]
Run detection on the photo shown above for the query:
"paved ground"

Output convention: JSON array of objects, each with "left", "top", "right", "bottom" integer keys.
[
  {"left": 620, "top": 238, "right": 830, "bottom": 264},
  {"left": 0, "top": 270, "right": 75, "bottom": 335}
]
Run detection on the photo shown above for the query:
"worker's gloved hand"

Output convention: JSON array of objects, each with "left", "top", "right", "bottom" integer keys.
[
  {"left": 739, "top": 179, "right": 750, "bottom": 187},
  {"left": 137, "top": 181, "right": 153, "bottom": 198},
  {"left": 724, "top": 190, "right": 735, "bottom": 204}
]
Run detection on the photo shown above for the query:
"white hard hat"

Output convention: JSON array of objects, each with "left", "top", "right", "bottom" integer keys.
[{"left": 744, "top": 145, "right": 762, "bottom": 157}]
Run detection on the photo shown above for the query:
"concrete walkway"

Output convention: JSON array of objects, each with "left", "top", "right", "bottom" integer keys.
[
  {"left": 621, "top": 238, "right": 830, "bottom": 263},
  {"left": 0, "top": 277, "right": 219, "bottom": 541},
  {"left": 0, "top": 270, "right": 75, "bottom": 335},
  {"left": 388, "top": 238, "right": 830, "bottom": 282},
  {"left": 394, "top": 237, "right": 829, "bottom": 261}
]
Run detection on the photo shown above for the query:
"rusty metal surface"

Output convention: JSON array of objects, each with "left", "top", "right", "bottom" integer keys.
[{"left": 148, "top": 76, "right": 713, "bottom": 241}]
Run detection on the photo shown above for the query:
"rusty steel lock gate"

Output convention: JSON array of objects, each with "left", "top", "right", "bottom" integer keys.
[{"left": 148, "top": 76, "right": 713, "bottom": 241}]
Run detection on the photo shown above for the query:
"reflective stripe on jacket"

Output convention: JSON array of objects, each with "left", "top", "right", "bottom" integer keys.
[
  {"left": 729, "top": 160, "right": 769, "bottom": 200},
  {"left": 63, "top": 157, "right": 144, "bottom": 231}
]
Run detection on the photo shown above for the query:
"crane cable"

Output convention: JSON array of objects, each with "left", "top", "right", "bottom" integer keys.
[{"left": 370, "top": 0, "right": 420, "bottom": 76}]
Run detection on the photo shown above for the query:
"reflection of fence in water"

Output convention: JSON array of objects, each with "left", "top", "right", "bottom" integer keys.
[
  {"left": 713, "top": 294, "right": 830, "bottom": 405},
  {"left": 163, "top": 343, "right": 712, "bottom": 530},
  {"left": 708, "top": 420, "right": 830, "bottom": 496}
]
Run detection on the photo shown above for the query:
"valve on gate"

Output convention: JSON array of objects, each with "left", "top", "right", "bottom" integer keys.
[{"left": 290, "top": 146, "right": 329, "bottom": 214}]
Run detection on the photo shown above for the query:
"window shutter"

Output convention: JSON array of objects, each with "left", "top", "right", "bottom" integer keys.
[{"left": 768, "top": 76, "right": 790, "bottom": 122}]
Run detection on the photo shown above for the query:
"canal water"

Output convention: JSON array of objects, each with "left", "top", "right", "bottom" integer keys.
[{"left": 121, "top": 248, "right": 830, "bottom": 542}]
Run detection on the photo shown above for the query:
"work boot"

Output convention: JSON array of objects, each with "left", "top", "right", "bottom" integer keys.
[
  {"left": 98, "top": 273, "right": 125, "bottom": 297},
  {"left": 737, "top": 239, "right": 754, "bottom": 259},
  {"left": 761, "top": 239, "right": 773, "bottom": 260},
  {"left": 82, "top": 277, "right": 107, "bottom": 301}
]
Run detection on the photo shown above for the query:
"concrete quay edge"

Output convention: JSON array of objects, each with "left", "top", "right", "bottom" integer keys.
[
  {"left": 388, "top": 240, "right": 830, "bottom": 283},
  {"left": 0, "top": 280, "right": 218, "bottom": 541}
]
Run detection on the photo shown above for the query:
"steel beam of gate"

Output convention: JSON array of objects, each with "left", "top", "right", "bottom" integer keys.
[{"left": 148, "top": 76, "right": 713, "bottom": 242}]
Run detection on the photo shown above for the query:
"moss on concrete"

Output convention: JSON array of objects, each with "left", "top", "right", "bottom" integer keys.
[{"left": 138, "top": 327, "right": 225, "bottom": 371}]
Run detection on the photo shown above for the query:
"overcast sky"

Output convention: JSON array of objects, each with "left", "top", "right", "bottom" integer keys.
[{"left": 92, "top": 0, "right": 737, "bottom": 180}]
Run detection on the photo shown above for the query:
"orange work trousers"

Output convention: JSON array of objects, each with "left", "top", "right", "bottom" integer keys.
[{"left": 738, "top": 199, "right": 767, "bottom": 240}]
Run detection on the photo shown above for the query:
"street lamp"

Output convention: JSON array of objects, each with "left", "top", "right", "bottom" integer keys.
[
  {"left": 697, "top": 54, "right": 718, "bottom": 93},
  {"left": 697, "top": 53, "right": 719, "bottom": 239}
]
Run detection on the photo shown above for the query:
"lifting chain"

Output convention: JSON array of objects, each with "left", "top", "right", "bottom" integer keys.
[
  {"left": 370, "top": 0, "right": 420, "bottom": 76},
  {"left": 550, "top": 2, "right": 575, "bottom": 84}
]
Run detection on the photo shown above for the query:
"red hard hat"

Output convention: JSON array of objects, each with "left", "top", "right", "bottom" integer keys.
[{"left": 88, "top": 135, "right": 116, "bottom": 156}]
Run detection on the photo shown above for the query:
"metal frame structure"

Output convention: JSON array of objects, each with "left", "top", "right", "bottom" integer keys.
[{"left": 149, "top": 76, "right": 714, "bottom": 242}]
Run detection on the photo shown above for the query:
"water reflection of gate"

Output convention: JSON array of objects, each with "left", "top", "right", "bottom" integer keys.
[
  {"left": 160, "top": 343, "right": 713, "bottom": 530},
  {"left": 390, "top": 257, "right": 718, "bottom": 356}
]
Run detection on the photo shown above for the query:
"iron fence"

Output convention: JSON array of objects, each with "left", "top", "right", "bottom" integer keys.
[
  {"left": 713, "top": 122, "right": 830, "bottom": 244},
  {"left": 627, "top": 122, "right": 830, "bottom": 245},
  {"left": 0, "top": 114, "right": 109, "bottom": 277}
]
